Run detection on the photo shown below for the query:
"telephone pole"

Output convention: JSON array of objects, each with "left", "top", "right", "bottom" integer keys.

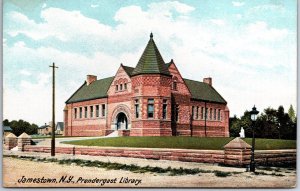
[{"left": 49, "top": 63, "right": 58, "bottom": 156}]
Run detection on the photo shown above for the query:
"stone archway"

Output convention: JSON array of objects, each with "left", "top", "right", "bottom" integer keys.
[
  {"left": 111, "top": 104, "right": 131, "bottom": 130},
  {"left": 116, "top": 112, "right": 128, "bottom": 130}
]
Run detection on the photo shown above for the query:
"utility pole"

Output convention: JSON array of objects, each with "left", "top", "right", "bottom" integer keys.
[
  {"left": 204, "top": 102, "right": 207, "bottom": 137},
  {"left": 49, "top": 63, "right": 58, "bottom": 156}
]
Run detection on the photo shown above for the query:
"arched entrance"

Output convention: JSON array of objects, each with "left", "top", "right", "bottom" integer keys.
[
  {"left": 111, "top": 104, "right": 131, "bottom": 130},
  {"left": 116, "top": 112, "right": 128, "bottom": 130}
]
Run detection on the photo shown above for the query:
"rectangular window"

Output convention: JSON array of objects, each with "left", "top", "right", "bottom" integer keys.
[
  {"left": 209, "top": 108, "right": 212, "bottom": 120},
  {"left": 74, "top": 108, "right": 77, "bottom": 119},
  {"left": 102, "top": 104, "right": 106, "bottom": 117},
  {"left": 173, "top": 82, "right": 177, "bottom": 90},
  {"left": 79, "top": 107, "right": 82, "bottom": 118},
  {"left": 147, "top": 99, "right": 154, "bottom": 118},
  {"left": 96, "top": 105, "right": 99, "bottom": 117},
  {"left": 116, "top": 85, "right": 118, "bottom": 91},
  {"left": 84, "top": 107, "right": 88, "bottom": 118},
  {"left": 163, "top": 99, "right": 167, "bottom": 119},
  {"left": 201, "top": 107, "right": 204, "bottom": 119},
  {"left": 214, "top": 109, "right": 216, "bottom": 120},
  {"left": 90, "top": 106, "right": 93, "bottom": 118},
  {"left": 196, "top": 106, "right": 199, "bottom": 119},
  {"left": 218, "top": 109, "right": 221, "bottom": 121},
  {"left": 192, "top": 106, "right": 195, "bottom": 119},
  {"left": 205, "top": 108, "right": 208, "bottom": 120},
  {"left": 175, "top": 105, "right": 179, "bottom": 122},
  {"left": 135, "top": 99, "right": 139, "bottom": 118},
  {"left": 120, "top": 84, "right": 123, "bottom": 91},
  {"left": 124, "top": 83, "right": 127, "bottom": 90}
]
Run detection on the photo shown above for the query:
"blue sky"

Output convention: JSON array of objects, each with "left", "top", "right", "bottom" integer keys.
[{"left": 3, "top": 0, "right": 297, "bottom": 125}]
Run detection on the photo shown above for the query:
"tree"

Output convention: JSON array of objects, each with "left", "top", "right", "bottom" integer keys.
[
  {"left": 288, "top": 105, "right": 296, "bottom": 123},
  {"left": 230, "top": 106, "right": 296, "bottom": 140},
  {"left": 3, "top": 119, "right": 10, "bottom": 126},
  {"left": 3, "top": 119, "right": 38, "bottom": 136}
]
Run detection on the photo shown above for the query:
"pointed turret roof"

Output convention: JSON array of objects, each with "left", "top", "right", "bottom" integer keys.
[{"left": 131, "top": 33, "right": 171, "bottom": 76}]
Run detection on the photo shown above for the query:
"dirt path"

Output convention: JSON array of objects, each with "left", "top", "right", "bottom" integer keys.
[{"left": 3, "top": 157, "right": 296, "bottom": 188}]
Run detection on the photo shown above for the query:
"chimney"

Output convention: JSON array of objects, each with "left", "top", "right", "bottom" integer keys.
[
  {"left": 203, "top": 77, "right": 212, "bottom": 86},
  {"left": 86, "top": 75, "right": 97, "bottom": 85}
]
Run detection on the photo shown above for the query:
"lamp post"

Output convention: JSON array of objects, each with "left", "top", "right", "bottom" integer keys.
[{"left": 249, "top": 105, "right": 259, "bottom": 172}]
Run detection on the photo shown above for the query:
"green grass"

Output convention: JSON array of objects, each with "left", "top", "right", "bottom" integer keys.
[
  {"left": 64, "top": 137, "right": 296, "bottom": 150},
  {"left": 243, "top": 138, "right": 296, "bottom": 150},
  {"left": 31, "top": 135, "right": 82, "bottom": 139}
]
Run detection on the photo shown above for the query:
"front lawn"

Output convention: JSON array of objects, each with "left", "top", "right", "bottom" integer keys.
[{"left": 65, "top": 137, "right": 296, "bottom": 150}]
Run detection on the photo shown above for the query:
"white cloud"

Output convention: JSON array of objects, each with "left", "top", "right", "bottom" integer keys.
[
  {"left": 91, "top": 4, "right": 99, "bottom": 8},
  {"left": 3, "top": 1, "right": 297, "bottom": 123},
  {"left": 19, "top": 69, "right": 31, "bottom": 76},
  {"left": 232, "top": 1, "right": 245, "bottom": 7},
  {"left": 210, "top": 19, "right": 226, "bottom": 26},
  {"left": 42, "top": 3, "right": 47, "bottom": 9}
]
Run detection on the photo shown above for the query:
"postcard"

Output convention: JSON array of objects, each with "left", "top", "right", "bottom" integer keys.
[{"left": 2, "top": 0, "right": 297, "bottom": 188}]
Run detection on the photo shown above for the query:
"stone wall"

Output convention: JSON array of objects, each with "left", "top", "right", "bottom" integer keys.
[
  {"left": 255, "top": 150, "right": 296, "bottom": 166},
  {"left": 23, "top": 145, "right": 225, "bottom": 163},
  {"left": 22, "top": 145, "right": 296, "bottom": 167}
]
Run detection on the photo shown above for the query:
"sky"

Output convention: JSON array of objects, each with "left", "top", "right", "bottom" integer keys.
[{"left": 3, "top": 0, "right": 297, "bottom": 126}]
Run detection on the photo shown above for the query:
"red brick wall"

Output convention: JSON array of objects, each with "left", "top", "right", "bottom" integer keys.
[
  {"left": 65, "top": 98, "right": 108, "bottom": 136},
  {"left": 131, "top": 74, "right": 172, "bottom": 136}
]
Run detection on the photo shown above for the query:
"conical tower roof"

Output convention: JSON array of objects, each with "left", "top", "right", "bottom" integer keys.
[{"left": 131, "top": 33, "right": 171, "bottom": 76}]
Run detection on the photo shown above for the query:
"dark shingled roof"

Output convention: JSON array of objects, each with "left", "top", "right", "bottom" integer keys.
[
  {"left": 131, "top": 33, "right": 171, "bottom": 76},
  {"left": 3, "top": 126, "right": 12, "bottom": 131},
  {"left": 184, "top": 78, "right": 227, "bottom": 104},
  {"left": 122, "top": 65, "right": 135, "bottom": 76},
  {"left": 56, "top": 122, "right": 64, "bottom": 131},
  {"left": 66, "top": 76, "right": 114, "bottom": 104}
]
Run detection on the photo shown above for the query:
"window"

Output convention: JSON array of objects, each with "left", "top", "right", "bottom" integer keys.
[
  {"left": 172, "top": 82, "right": 177, "bottom": 90},
  {"left": 96, "top": 105, "right": 99, "bottom": 117},
  {"left": 74, "top": 108, "right": 77, "bottom": 119},
  {"left": 124, "top": 83, "right": 127, "bottom": 90},
  {"left": 201, "top": 107, "right": 204, "bottom": 119},
  {"left": 116, "top": 85, "right": 118, "bottom": 91},
  {"left": 163, "top": 99, "right": 167, "bottom": 119},
  {"left": 196, "top": 106, "right": 199, "bottom": 119},
  {"left": 205, "top": 108, "right": 208, "bottom": 119},
  {"left": 79, "top": 107, "right": 82, "bottom": 118},
  {"left": 102, "top": 104, "right": 106, "bottom": 117},
  {"left": 214, "top": 109, "right": 216, "bottom": 120},
  {"left": 147, "top": 99, "right": 154, "bottom": 118},
  {"left": 175, "top": 105, "right": 179, "bottom": 122},
  {"left": 120, "top": 84, "right": 123, "bottom": 91},
  {"left": 84, "top": 107, "right": 88, "bottom": 118},
  {"left": 218, "top": 109, "right": 221, "bottom": 121},
  {"left": 192, "top": 106, "right": 195, "bottom": 119},
  {"left": 209, "top": 108, "right": 212, "bottom": 120},
  {"left": 135, "top": 99, "right": 139, "bottom": 118},
  {"left": 90, "top": 106, "right": 93, "bottom": 118}
]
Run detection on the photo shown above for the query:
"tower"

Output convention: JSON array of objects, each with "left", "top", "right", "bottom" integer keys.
[{"left": 130, "top": 33, "right": 172, "bottom": 136}]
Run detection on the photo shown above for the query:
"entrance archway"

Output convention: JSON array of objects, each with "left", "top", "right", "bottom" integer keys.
[
  {"left": 111, "top": 104, "right": 131, "bottom": 130},
  {"left": 116, "top": 112, "right": 128, "bottom": 130}
]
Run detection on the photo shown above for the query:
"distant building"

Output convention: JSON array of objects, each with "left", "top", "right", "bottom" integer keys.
[
  {"left": 64, "top": 33, "right": 229, "bottom": 137},
  {"left": 38, "top": 122, "right": 52, "bottom": 135},
  {"left": 55, "top": 122, "right": 64, "bottom": 135},
  {"left": 3, "top": 126, "right": 12, "bottom": 137}
]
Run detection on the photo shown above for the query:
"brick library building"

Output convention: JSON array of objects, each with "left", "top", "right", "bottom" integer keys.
[{"left": 64, "top": 33, "right": 229, "bottom": 137}]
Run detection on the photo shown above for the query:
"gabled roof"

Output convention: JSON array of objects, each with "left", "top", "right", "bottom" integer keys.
[
  {"left": 56, "top": 122, "right": 64, "bottom": 131},
  {"left": 184, "top": 79, "right": 227, "bottom": 104},
  {"left": 38, "top": 124, "right": 50, "bottom": 129},
  {"left": 66, "top": 76, "right": 114, "bottom": 104},
  {"left": 131, "top": 33, "right": 171, "bottom": 76},
  {"left": 122, "top": 65, "right": 135, "bottom": 76}
]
